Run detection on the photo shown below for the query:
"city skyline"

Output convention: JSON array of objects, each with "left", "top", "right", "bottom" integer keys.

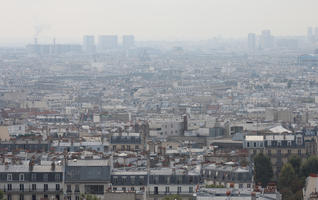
[{"left": 0, "top": 0, "right": 318, "bottom": 45}]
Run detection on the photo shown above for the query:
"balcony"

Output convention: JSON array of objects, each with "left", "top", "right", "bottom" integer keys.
[{"left": 4, "top": 189, "right": 63, "bottom": 193}]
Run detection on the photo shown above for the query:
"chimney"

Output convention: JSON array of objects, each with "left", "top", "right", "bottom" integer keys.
[
  {"left": 5, "top": 162, "right": 9, "bottom": 170},
  {"left": 172, "top": 167, "right": 176, "bottom": 175},
  {"left": 251, "top": 192, "right": 256, "bottom": 200},
  {"left": 51, "top": 161, "right": 56, "bottom": 171},
  {"left": 183, "top": 115, "right": 188, "bottom": 132},
  {"left": 29, "top": 160, "right": 34, "bottom": 171}
]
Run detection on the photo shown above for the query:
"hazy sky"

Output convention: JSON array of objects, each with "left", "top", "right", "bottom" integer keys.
[{"left": 0, "top": 0, "right": 318, "bottom": 43}]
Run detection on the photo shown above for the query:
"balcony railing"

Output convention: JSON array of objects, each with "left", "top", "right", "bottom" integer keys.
[{"left": 4, "top": 189, "right": 63, "bottom": 193}]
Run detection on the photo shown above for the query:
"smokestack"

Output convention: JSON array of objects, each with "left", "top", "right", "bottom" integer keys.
[
  {"left": 251, "top": 192, "right": 256, "bottom": 200},
  {"left": 51, "top": 161, "right": 56, "bottom": 171},
  {"left": 183, "top": 115, "right": 188, "bottom": 133}
]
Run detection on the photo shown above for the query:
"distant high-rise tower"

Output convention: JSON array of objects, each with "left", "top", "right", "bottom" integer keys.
[
  {"left": 260, "top": 30, "right": 274, "bottom": 49},
  {"left": 83, "top": 35, "right": 95, "bottom": 53},
  {"left": 315, "top": 27, "right": 318, "bottom": 40},
  {"left": 98, "top": 35, "right": 118, "bottom": 51},
  {"left": 307, "top": 27, "right": 314, "bottom": 42},
  {"left": 247, "top": 33, "right": 256, "bottom": 52},
  {"left": 122, "top": 35, "right": 135, "bottom": 49}
]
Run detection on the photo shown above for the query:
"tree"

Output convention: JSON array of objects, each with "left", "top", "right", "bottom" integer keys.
[
  {"left": 0, "top": 190, "right": 5, "bottom": 200},
  {"left": 289, "top": 156, "right": 301, "bottom": 176},
  {"left": 254, "top": 153, "right": 273, "bottom": 187},
  {"left": 301, "top": 156, "right": 318, "bottom": 177},
  {"left": 163, "top": 194, "right": 182, "bottom": 200},
  {"left": 278, "top": 163, "right": 296, "bottom": 190},
  {"left": 80, "top": 194, "right": 99, "bottom": 200},
  {"left": 279, "top": 163, "right": 305, "bottom": 200}
]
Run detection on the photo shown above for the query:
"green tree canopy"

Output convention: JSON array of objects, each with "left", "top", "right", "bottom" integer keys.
[
  {"left": 279, "top": 162, "right": 305, "bottom": 200},
  {"left": 301, "top": 156, "right": 318, "bottom": 177},
  {"left": 80, "top": 194, "right": 99, "bottom": 200},
  {"left": 163, "top": 194, "right": 182, "bottom": 200},
  {"left": 0, "top": 190, "right": 5, "bottom": 200},
  {"left": 289, "top": 156, "right": 301, "bottom": 176},
  {"left": 278, "top": 163, "right": 296, "bottom": 189},
  {"left": 254, "top": 153, "right": 273, "bottom": 187}
]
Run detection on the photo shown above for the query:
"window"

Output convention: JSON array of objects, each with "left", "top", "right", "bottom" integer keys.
[
  {"left": 165, "top": 186, "right": 170, "bottom": 193},
  {"left": 177, "top": 186, "right": 182, "bottom": 193},
  {"left": 32, "top": 195, "right": 36, "bottom": 200},
  {"left": 239, "top": 184, "right": 243, "bottom": 188},
  {"left": 247, "top": 142, "right": 250, "bottom": 147},
  {"left": 131, "top": 176, "right": 135, "bottom": 184},
  {"left": 113, "top": 187, "right": 117, "bottom": 191},
  {"left": 154, "top": 176, "right": 159, "bottom": 184},
  {"left": 297, "top": 137, "right": 302, "bottom": 145},
  {"left": 189, "top": 186, "right": 193, "bottom": 193},
  {"left": 20, "top": 184, "right": 24, "bottom": 191},
  {"left": 31, "top": 174, "right": 36, "bottom": 181},
  {"left": 19, "top": 174, "right": 24, "bottom": 181},
  {"left": 75, "top": 196, "right": 80, "bottom": 200},
  {"left": 67, "top": 185, "right": 72, "bottom": 192},
  {"left": 7, "top": 195, "right": 11, "bottom": 200},
  {"left": 55, "top": 174, "right": 61, "bottom": 181},
  {"left": 127, "top": 145, "right": 130, "bottom": 151},
  {"left": 247, "top": 184, "right": 251, "bottom": 188},
  {"left": 131, "top": 187, "right": 135, "bottom": 191},
  {"left": 7, "top": 174, "right": 12, "bottom": 181},
  {"left": 113, "top": 176, "right": 118, "bottom": 184},
  {"left": 254, "top": 142, "right": 256, "bottom": 147},
  {"left": 288, "top": 149, "right": 291, "bottom": 154},
  {"left": 268, "top": 149, "right": 271, "bottom": 155},
  {"left": 122, "top": 187, "right": 126, "bottom": 192},
  {"left": 43, "top": 174, "right": 48, "bottom": 182},
  {"left": 32, "top": 184, "right": 36, "bottom": 191},
  {"left": 298, "top": 149, "right": 302, "bottom": 156},
  {"left": 135, "top": 145, "right": 139, "bottom": 150},
  {"left": 44, "top": 184, "right": 48, "bottom": 191},
  {"left": 122, "top": 176, "right": 127, "bottom": 184},
  {"left": 277, "top": 149, "right": 281, "bottom": 155},
  {"left": 84, "top": 185, "right": 104, "bottom": 195},
  {"left": 75, "top": 184, "right": 80, "bottom": 192},
  {"left": 189, "top": 176, "right": 193, "bottom": 184},
  {"left": 19, "top": 195, "right": 24, "bottom": 200},
  {"left": 7, "top": 184, "right": 12, "bottom": 191},
  {"left": 56, "top": 184, "right": 60, "bottom": 191}
]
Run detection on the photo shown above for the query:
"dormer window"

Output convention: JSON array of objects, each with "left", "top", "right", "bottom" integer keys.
[
  {"left": 7, "top": 174, "right": 12, "bottom": 181},
  {"left": 19, "top": 174, "right": 24, "bottom": 181}
]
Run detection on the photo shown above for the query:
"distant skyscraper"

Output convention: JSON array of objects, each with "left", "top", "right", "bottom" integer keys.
[
  {"left": 122, "top": 35, "right": 135, "bottom": 49},
  {"left": 98, "top": 35, "right": 118, "bottom": 51},
  {"left": 247, "top": 33, "right": 256, "bottom": 52},
  {"left": 83, "top": 35, "right": 95, "bottom": 53},
  {"left": 315, "top": 27, "right": 318, "bottom": 40},
  {"left": 307, "top": 27, "right": 314, "bottom": 42},
  {"left": 260, "top": 30, "right": 274, "bottom": 49}
]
